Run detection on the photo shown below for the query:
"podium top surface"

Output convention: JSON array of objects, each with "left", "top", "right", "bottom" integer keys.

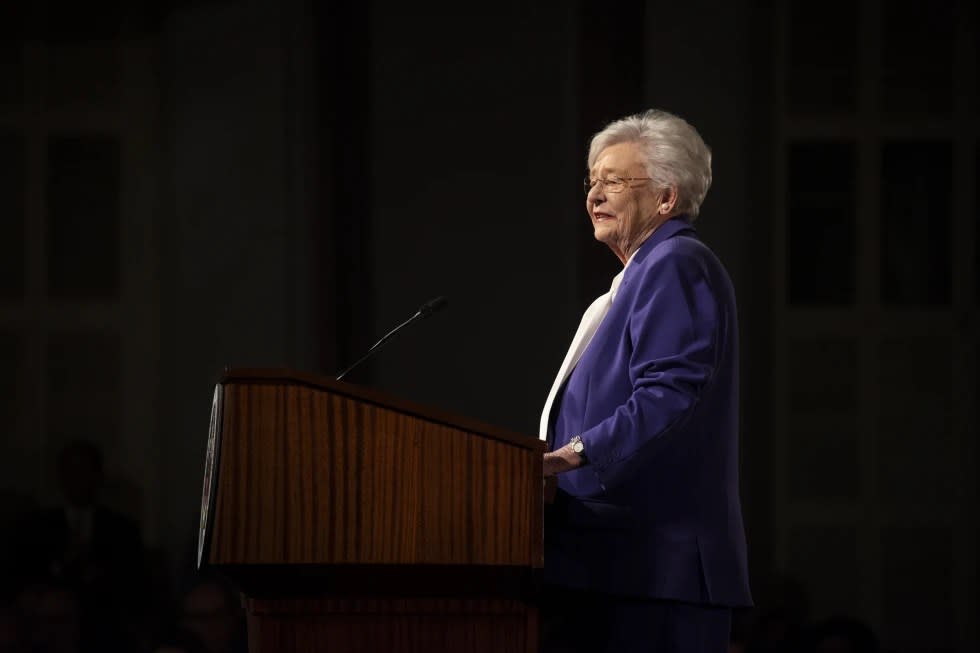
[{"left": 220, "top": 367, "right": 545, "bottom": 452}]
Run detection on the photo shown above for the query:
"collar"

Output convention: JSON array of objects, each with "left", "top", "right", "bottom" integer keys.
[
  {"left": 612, "top": 216, "right": 695, "bottom": 299},
  {"left": 628, "top": 215, "right": 696, "bottom": 268}
]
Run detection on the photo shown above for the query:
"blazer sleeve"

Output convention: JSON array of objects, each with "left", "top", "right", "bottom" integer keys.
[{"left": 580, "top": 246, "right": 720, "bottom": 490}]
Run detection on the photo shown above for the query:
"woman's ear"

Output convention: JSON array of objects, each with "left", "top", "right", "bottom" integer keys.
[{"left": 659, "top": 186, "right": 678, "bottom": 215}]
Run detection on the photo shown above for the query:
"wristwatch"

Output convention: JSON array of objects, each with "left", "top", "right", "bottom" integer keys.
[{"left": 569, "top": 435, "right": 588, "bottom": 463}]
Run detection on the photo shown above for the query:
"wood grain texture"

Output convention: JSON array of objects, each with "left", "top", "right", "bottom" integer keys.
[
  {"left": 207, "top": 374, "right": 544, "bottom": 568},
  {"left": 220, "top": 367, "right": 542, "bottom": 452}
]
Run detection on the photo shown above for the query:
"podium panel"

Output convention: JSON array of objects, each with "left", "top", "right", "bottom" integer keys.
[{"left": 198, "top": 369, "right": 545, "bottom": 653}]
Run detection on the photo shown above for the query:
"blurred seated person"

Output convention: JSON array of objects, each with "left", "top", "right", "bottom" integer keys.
[
  {"left": 177, "top": 577, "right": 246, "bottom": 653},
  {"left": 13, "top": 439, "right": 143, "bottom": 587},
  {"left": 11, "top": 439, "right": 147, "bottom": 650}
]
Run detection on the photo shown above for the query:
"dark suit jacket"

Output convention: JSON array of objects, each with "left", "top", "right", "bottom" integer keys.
[
  {"left": 12, "top": 504, "right": 144, "bottom": 593},
  {"left": 545, "top": 216, "right": 752, "bottom": 607}
]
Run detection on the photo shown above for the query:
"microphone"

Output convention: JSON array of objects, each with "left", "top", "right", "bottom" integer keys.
[{"left": 334, "top": 296, "right": 449, "bottom": 381}]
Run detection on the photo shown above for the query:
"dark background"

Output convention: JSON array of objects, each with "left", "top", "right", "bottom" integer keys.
[{"left": 0, "top": 0, "right": 976, "bottom": 651}]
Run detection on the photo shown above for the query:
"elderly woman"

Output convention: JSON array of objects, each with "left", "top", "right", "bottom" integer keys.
[{"left": 539, "top": 110, "right": 752, "bottom": 653}]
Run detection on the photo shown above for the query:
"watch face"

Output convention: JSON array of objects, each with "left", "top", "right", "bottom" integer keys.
[{"left": 197, "top": 384, "right": 223, "bottom": 569}]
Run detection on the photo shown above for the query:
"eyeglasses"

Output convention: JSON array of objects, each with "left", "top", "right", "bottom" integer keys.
[{"left": 584, "top": 175, "right": 653, "bottom": 195}]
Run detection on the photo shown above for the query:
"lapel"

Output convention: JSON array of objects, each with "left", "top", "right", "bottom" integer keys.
[
  {"left": 538, "top": 286, "right": 615, "bottom": 440},
  {"left": 537, "top": 217, "right": 696, "bottom": 442}
]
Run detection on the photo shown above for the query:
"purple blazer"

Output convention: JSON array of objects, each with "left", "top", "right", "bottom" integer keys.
[{"left": 544, "top": 216, "right": 752, "bottom": 607}]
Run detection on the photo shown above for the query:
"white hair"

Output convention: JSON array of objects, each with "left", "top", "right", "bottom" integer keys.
[{"left": 588, "top": 109, "right": 712, "bottom": 218}]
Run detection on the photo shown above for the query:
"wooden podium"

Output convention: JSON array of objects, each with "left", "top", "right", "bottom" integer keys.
[{"left": 197, "top": 368, "right": 546, "bottom": 652}]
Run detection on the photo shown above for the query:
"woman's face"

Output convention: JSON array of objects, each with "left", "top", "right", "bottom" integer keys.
[{"left": 586, "top": 141, "right": 665, "bottom": 263}]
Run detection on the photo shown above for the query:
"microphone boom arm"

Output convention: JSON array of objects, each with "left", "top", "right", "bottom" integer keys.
[{"left": 334, "top": 296, "right": 448, "bottom": 381}]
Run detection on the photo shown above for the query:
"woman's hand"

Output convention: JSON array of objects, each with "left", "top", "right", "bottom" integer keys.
[{"left": 543, "top": 443, "right": 584, "bottom": 476}]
